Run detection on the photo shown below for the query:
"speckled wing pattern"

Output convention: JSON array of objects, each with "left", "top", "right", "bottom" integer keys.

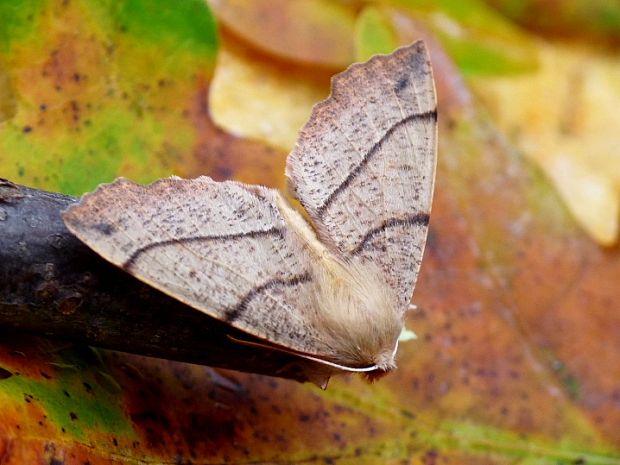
[
  {"left": 63, "top": 41, "right": 437, "bottom": 362},
  {"left": 286, "top": 41, "right": 437, "bottom": 313},
  {"left": 63, "top": 177, "right": 324, "bottom": 352}
]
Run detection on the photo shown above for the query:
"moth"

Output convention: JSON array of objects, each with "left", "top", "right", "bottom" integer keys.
[{"left": 63, "top": 40, "right": 437, "bottom": 382}]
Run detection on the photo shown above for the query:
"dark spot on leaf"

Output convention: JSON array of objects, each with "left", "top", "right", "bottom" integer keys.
[
  {"left": 70, "top": 100, "right": 80, "bottom": 122},
  {"left": 40, "top": 371, "right": 51, "bottom": 379},
  {"left": 422, "top": 449, "right": 439, "bottom": 465},
  {"left": 216, "top": 166, "right": 233, "bottom": 179},
  {"left": 0, "top": 367, "right": 12, "bottom": 380},
  {"left": 69, "top": 412, "right": 78, "bottom": 421},
  {"left": 131, "top": 410, "right": 171, "bottom": 429},
  {"left": 50, "top": 458, "right": 64, "bottom": 465},
  {"left": 40, "top": 103, "right": 47, "bottom": 111},
  {"left": 23, "top": 126, "right": 32, "bottom": 133},
  {"left": 83, "top": 381, "right": 93, "bottom": 393},
  {"left": 63, "top": 389, "right": 70, "bottom": 398}
]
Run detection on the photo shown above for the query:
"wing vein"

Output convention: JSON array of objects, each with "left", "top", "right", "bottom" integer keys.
[{"left": 316, "top": 110, "right": 436, "bottom": 219}]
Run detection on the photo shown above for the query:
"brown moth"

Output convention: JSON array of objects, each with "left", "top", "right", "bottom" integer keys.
[{"left": 63, "top": 41, "right": 437, "bottom": 382}]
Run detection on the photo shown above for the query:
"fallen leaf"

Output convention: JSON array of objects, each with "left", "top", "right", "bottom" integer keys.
[
  {"left": 0, "top": 1, "right": 619, "bottom": 464},
  {"left": 0, "top": 61, "right": 16, "bottom": 123},
  {"left": 354, "top": 5, "right": 399, "bottom": 61},
  {"left": 483, "top": 0, "right": 620, "bottom": 41},
  {"left": 385, "top": 0, "right": 539, "bottom": 75},
  {"left": 207, "top": 0, "right": 357, "bottom": 68},
  {"left": 209, "top": 39, "right": 328, "bottom": 151},
  {"left": 474, "top": 43, "right": 620, "bottom": 245},
  {"left": 0, "top": 0, "right": 218, "bottom": 195}
]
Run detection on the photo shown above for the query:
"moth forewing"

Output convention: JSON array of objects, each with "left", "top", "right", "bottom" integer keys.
[{"left": 284, "top": 40, "right": 437, "bottom": 373}]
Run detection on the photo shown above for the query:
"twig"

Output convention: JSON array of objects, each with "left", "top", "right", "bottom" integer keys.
[{"left": 0, "top": 179, "right": 327, "bottom": 385}]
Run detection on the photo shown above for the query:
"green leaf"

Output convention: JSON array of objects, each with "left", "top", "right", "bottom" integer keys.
[
  {"left": 382, "top": 0, "right": 538, "bottom": 74},
  {"left": 355, "top": 6, "right": 399, "bottom": 61},
  {"left": 0, "top": 0, "right": 218, "bottom": 195}
]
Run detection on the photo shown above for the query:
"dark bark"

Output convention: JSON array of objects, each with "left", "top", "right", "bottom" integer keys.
[{"left": 0, "top": 179, "right": 329, "bottom": 385}]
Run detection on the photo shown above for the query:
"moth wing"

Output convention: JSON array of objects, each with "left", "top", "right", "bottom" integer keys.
[
  {"left": 63, "top": 177, "right": 324, "bottom": 356},
  {"left": 286, "top": 41, "right": 437, "bottom": 313}
]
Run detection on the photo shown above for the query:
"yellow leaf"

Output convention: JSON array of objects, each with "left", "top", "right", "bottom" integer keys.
[
  {"left": 210, "top": 42, "right": 328, "bottom": 151},
  {"left": 474, "top": 43, "right": 620, "bottom": 245}
]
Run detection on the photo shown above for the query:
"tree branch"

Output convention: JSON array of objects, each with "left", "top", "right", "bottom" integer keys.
[{"left": 0, "top": 179, "right": 330, "bottom": 385}]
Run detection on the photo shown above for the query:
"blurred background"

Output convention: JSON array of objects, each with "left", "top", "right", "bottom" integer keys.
[{"left": 0, "top": 1, "right": 619, "bottom": 464}]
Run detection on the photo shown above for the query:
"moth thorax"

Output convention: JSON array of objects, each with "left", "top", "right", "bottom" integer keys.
[{"left": 311, "top": 258, "right": 403, "bottom": 371}]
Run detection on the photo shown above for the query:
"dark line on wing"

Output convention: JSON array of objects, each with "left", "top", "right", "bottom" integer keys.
[
  {"left": 122, "top": 227, "right": 283, "bottom": 270},
  {"left": 316, "top": 109, "right": 437, "bottom": 218},
  {"left": 350, "top": 213, "right": 429, "bottom": 256},
  {"left": 223, "top": 272, "right": 312, "bottom": 323}
]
